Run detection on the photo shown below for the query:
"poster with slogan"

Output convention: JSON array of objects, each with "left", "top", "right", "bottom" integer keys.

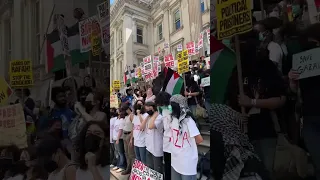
[
  {"left": 0, "top": 104, "right": 28, "bottom": 149},
  {"left": 91, "top": 19, "right": 101, "bottom": 56},
  {"left": 112, "top": 80, "right": 121, "bottom": 90},
  {"left": 110, "top": 95, "right": 119, "bottom": 108},
  {"left": 130, "top": 160, "right": 163, "bottom": 180},
  {"left": 164, "top": 54, "right": 174, "bottom": 68},
  {"left": 0, "top": 77, "right": 12, "bottom": 106},
  {"left": 79, "top": 16, "right": 98, "bottom": 52},
  {"left": 143, "top": 55, "right": 152, "bottom": 73},
  {"left": 293, "top": 48, "right": 320, "bottom": 79},
  {"left": 216, "top": 0, "right": 252, "bottom": 40},
  {"left": 177, "top": 50, "right": 189, "bottom": 74},
  {"left": 9, "top": 60, "right": 34, "bottom": 88}
]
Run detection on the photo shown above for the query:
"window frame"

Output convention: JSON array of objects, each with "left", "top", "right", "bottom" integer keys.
[
  {"left": 174, "top": 9, "right": 181, "bottom": 30},
  {"left": 136, "top": 26, "right": 143, "bottom": 44},
  {"left": 158, "top": 23, "right": 163, "bottom": 41},
  {"left": 201, "top": 0, "right": 205, "bottom": 13}
]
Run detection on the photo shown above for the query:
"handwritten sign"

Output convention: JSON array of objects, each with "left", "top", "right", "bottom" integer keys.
[
  {"left": 79, "top": 16, "right": 97, "bottom": 52},
  {"left": 9, "top": 60, "right": 33, "bottom": 87},
  {"left": 97, "top": 1, "right": 109, "bottom": 20},
  {"left": 143, "top": 55, "right": 152, "bottom": 73},
  {"left": 110, "top": 95, "right": 119, "bottom": 108},
  {"left": 0, "top": 104, "right": 28, "bottom": 148},
  {"left": 201, "top": 77, "right": 210, "bottom": 87},
  {"left": 112, "top": 80, "right": 121, "bottom": 90},
  {"left": 130, "top": 160, "right": 163, "bottom": 180},
  {"left": 216, "top": 0, "right": 252, "bottom": 40},
  {"left": 292, "top": 48, "right": 320, "bottom": 79},
  {"left": 0, "top": 77, "right": 12, "bottom": 106},
  {"left": 186, "top": 41, "right": 196, "bottom": 55},
  {"left": 164, "top": 54, "right": 174, "bottom": 68}
]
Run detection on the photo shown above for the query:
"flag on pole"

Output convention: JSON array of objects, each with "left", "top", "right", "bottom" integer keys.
[{"left": 162, "top": 68, "right": 184, "bottom": 95}]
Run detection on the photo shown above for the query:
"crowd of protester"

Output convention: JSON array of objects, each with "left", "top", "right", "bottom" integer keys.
[{"left": 0, "top": 76, "right": 109, "bottom": 180}]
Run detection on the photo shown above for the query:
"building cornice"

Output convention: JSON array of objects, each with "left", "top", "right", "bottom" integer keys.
[
  {"left": 169, "top": 0, "right": 182, "bottom": 10},
  {"left": 152, "top": 14, "right": 163, "bottom": 24},
  {"left": 111, "top": 0, "right": 152, "bottom": 21}
]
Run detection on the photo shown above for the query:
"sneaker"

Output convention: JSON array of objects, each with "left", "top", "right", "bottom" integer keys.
[
  {"left": 110, "top": 164, "right": 115, "bottom": 168},
  {"left": 112, "top": 166, "right": 119, "bottom": 171},
  {"left": 116, "top": 168, "right": 124, "bottom": 173}
]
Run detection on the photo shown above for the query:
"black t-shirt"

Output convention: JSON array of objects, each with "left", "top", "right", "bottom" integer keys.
[
  {"left": 300, "top": 76, "right": 320, "bottom": 116},
  {"left": 187, "top": 83, "right": 200, "bottom": 106},
  {"left": 242, "top": 60, "right": 286, "bottom": 140}
]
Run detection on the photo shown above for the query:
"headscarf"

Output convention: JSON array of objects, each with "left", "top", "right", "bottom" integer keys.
[{"left": 169, "top": 94, "right": 190, "bottom": 124}]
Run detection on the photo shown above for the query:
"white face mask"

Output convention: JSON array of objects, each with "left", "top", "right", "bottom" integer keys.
[{"left": 269, "top": 11, "right": 280, "bottom": 18}]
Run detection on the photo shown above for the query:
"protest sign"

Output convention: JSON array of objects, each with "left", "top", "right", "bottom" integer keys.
[
  {"left": 91, "top": 19, "right": 101, "bottom": 56},
  {"left": 177, "top": 50, "right": 189, "bottom": 74},
  {"left": 97, "top": 1, "right": 109, "bottom": 20},
  {"left": 206, "top": 29, "right": 210, "bottom": 44},
  {"left": 79, "top": 16, "right": 97, "bottom": 52},
  {"left": 0, "top": 77, "right": 12, "bottom": 106},
  {"left": 216, "top": 0, "right": 252, "bottom": 40},
  {"left": 143, "top": 56, "right": 152, "bottom": 73},
  {"left": 112, "top": 80, "right": 121, "bottom": 90},
  {"left": 177, "top": 44, "right": 183, "bottom": 51},
  {"left": 186, "top": 42, "right": 196, "bottom": 55},
  {"left": 292, "top": 48, "right": 320, "bottom": 79},
  {"left": 164, "top": 54, "right": 174, "bottom": 68},
  {"left": 198, "top": 32, "right": 204, "bottom": 49},
  {"left": 153, "top": 56, "right": 159, "bottom": 62},
  {"left": 9, "top": 60, "right": 34, "bottom": 87},
  {"left": 201, "top": 77, "right": 210, "bottom": 87},
  {"left": 164, "top": 42, "right": 169, "bottom": 49},
  {"left": 110, "top": 95, "right": 119, "bottom": 108},
  {"left": 153, "top": 62, "right": 159, "bottom": 78},
  {"left": 130, "top": 160, "right": 163, "bottom": 180},
  {"left": 145, "top": 72, "right": 154, "bottom": 81},
  {"left": 0, "top": 104, "right": 28, "bottom": 149}
]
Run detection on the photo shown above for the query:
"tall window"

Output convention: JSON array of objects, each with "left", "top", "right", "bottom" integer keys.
[
  {"left": 201, "top": 0, "right": 205, "bottom": 13},
  {"left": 137, "top": 27, "right": 143, "bottom": 44},
  {"left": 33, "top": 0, "right": 40, "bottom": 65},
  {"left": 158, "top": 23, "right": 163, "bottom": 41},
  {"left": 5, "top": 19, "right": 12, "bottom": 66},
  {"left": 174, "top": 10, "right": 181, "bottom": 30}
]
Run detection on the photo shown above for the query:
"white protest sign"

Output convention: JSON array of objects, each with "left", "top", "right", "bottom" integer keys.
[
  {"left": 292, "top": 48, "right": 320, "bottom": 79},
  {"left": 201, "top": 77, "right": 210, "bottom": 87},
  {"left": 79, "top": 16, "right": 97, "bottom": 52}
]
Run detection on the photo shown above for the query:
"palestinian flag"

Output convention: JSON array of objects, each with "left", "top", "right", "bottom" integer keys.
[
  {"left": 210, "top": 36, "right": 236, "bottom": 104},
  {"left": 130, "top": 69, "right": 138, "bottom": 83},
  {"left": 124, "top": 71, "right": 130, "bottom": 85},
  {"left": 162, "top": 68, "right": 184, "bottom": 95},
  {"left": 46, "top": 23, "right": 89, "bottom": 73}
]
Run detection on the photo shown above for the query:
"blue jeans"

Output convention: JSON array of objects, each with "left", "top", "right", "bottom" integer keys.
[
  {"left": 190, "top": 105, "right": 197, "bottom": 117},
  {"left": 251, "top": 138, "right": 277, "bottom": 173},
  {"left": 204, "top": 100, "right": 210, "bottom": 111},
  {"left": 171, "top": 166, "right": 196, "bottom": 180},
  {"left": 134, "top": 146, "right": 147, "bottom": 164},
  {"left": 113, "top": 139, "right": 126, "bottom": 169},
  {"left": 302, "top": 116, "right": 320, "bottom": 180}
]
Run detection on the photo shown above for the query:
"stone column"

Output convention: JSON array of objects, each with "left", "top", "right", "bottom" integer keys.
[
  {"left": 122, "top": 13, "right": 133, "bottom": 68},
  {"left": 132, "top": 19, "right": 137, "bottom": 43}
]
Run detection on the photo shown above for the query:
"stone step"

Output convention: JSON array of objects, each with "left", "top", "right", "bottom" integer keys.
[{"left": 198, "top": 122, "right": 211, "bottom": 132}]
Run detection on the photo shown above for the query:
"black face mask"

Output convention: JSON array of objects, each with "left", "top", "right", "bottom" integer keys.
[
  {"left": 85, "top": 134, "right": 102, "bottom": 153},
  {"left": 44, "top": 160, "right": 58, "bottom": 173},
  {"left": 146, "top": 110, "right": 154, "bottom": 116},
  {"left": 85, "top": 102, "right": 94, "bottom": 113},
  {"left": 80, "top": 97, "right": 86, "bottom": 105},
  {"left": 137, "top": 105, "right": 142, "bottom": 110},
  {"left": 0, "top": 157, "right": 13, "bottom": 170}
]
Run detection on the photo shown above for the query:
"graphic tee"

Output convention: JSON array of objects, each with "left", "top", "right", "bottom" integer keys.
[
  {"left": 170, "top": 117, "right": 200, "bottom": 175},
  {"left": 132, "top": 113, "right": 149, "bottom": 147}
]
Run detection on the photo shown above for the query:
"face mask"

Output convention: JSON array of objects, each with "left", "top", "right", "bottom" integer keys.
[
  {"left": 44, "top": 160, "right": 58, "bottom": 173},
  {"left": 146, "top": 110, "right": 154, "bottom": 116},
  {"left": 292, "top": 5, "right": 301, "bottom": 17},
  {"left": 137, "top": 105, "right": 142, "bottom": 110},
  {"left": 12, "top": 160, "right": 29, "bottom": 175},
  {"left": 85, "top": 102, "right": 94, "bottom": 112},
  {"left": 85, "top": 134, "right": 102, "bottom": 153}
]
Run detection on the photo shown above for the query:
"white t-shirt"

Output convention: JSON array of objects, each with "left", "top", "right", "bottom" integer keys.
[
  {"left": 145, "top": 95, "right": 155, "bottom": 103},
  {"left": 145, "top": 114, "right": 164, "bottom": 157},
  {"left": 170, "top": 117, "right": 200, "bottom": 175},
  {"left": 48, "top": 166, "right": 67, "bottom": 180},
  {"left": 162, "top": 109, "right": 172, "bottom": 153},
  {"left": 123, "top": 115, "right": 133, "bottom": 132},
  {"left": 112, "top": 118, "right": 125, "bottom": 141},
  {"left": 76, "top": 165, "right": 109, "bottom": 180},
  {"left": 110, "top": 117, "right": 117, "bottom": 143},
  {"left": 133, "top": 113, "right": 148, "bottom": 147},
  {"left": 268, "top": 41, "right": 287, "bottom": 73}
]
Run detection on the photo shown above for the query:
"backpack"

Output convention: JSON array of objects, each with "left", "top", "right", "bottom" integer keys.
[{"left": 197, "top": 151, "right": 211, "bottom": 180}]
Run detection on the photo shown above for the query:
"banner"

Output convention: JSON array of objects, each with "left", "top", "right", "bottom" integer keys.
[
  {"left": 130, "top": 160, "right": 163, "bottom": 180},
  {"left": 91, "top": 19, "right": 101, "bottom": 56},
  {"left": 164, "top": 42, "right": 169, "bottom": 49},
  {"left": 112, "top": 80, "right": 121, "bottom": 90},
  {"left": 198, "top": 32, "right": 204, "bottom": 49},
  {"left": 206, "top": 29, "right": 210, "bottom": 44},
  {"left": 143, "top": 55, "right": 152, "bottom": 73},
  {"left": 292, "top": 48, "right": 320, "bottom": 79},
  {"left": 97, "top": 1, "right": 109, "bottom": 47},
  {"left": 0, "top": 77, "right": 12, "bottom": 106},
  {"left": 177, "top": 50, "right": 189, "bottom": 74},
  {"left": 9, "top": 60, "right": 34, "bottom": 87},
  {"left": 186, "top": 41, "right": 196, "bottom": 55},
  {"left": 110, "top": 95, "right": 119, "bottom": 108},
  {"left": 153, "top": 56, "right": 159, "bottom": 62},
  {"left": 79, "top": 16, "right": 97, "bottom": 52},
  {"left": 216, "top": 0, "right": 252, "bottom": 39},
  {"left": 0, "top": 104, "right": 28, "bottom": 148},
  {"left": 164, "top": 54, "right": 174, "bottom": 68}
]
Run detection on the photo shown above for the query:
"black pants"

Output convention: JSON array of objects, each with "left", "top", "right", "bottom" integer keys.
[
  {"left": 146, "top": 150, "right": 163, "bottom": 174},
  {"left": 110, "top": 143, "right": 117, "bottom": 165},
  {"left": 164, "top": 152, "right": 171, "bottom": 180}
]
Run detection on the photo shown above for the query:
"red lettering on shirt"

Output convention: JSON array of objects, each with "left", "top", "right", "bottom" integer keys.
[
  {"left": 182, "top": 131, "right": 191, "bottom": 147},
  {"left": 172, "top": 129, "right": 181, "bottom": 148},
  {"left": 171, "top": 128, "right": 191, "bottom": 148},
  {"left": 134, "top": 125, "right": 140, "bottom": 131}
]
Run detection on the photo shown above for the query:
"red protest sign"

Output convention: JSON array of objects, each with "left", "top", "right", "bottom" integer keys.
[{"left": 186, "top": 41, "right": 195, "bottom": 55}]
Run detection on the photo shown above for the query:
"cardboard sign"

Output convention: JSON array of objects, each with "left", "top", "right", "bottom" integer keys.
[
  {"left": 164, "top": 54, "right": 174, "bottom": 68},
  {"left": 178, "top": 60, "right": 189, "bottom": 74},
  {"left": 143, "top": 55, "right": 152, "bottom": 73},
  {"left": 0, "top": 104, "right": 28, "bottom": 149},
  {"left": 9, "top": 60, "right": 34, "bottom": 87},
  {"left": 0, "top": 77, "right": 12, "bottom": 106},
  {"left": 292, "top": 48, "right": 320, "bottom": 79},
  {"left": 79, "top": 16, "right": 97, "bottom": 52},
  {"left": 153, "top": 62, "right": 159, "bottom": 78},
  {"left": 97, "top": 1, "right": 109, "bottom": 20},
  {"left": 110, "top": 95, "right": 119, "bottom": 108},
  {"left": 186, "top": 41, "right": 196, "bottom": 55},
  {"left": 112, "top": 80, "right": 121, "bottom": 90},
  {"left": 201, "top": 77, "right": 210, "bottom": 87},
  {"left": 216, "top": 0, "right": 252, "bottom": 40},
  {"left": 130, "top": 160, "right": 163, "bottom": 180}
]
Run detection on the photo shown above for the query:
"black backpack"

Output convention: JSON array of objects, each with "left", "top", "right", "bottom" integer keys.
[{"left": 197, "top": 150, "right": 211, "bottom": 180}]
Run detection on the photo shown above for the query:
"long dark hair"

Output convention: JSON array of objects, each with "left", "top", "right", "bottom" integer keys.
[
  {"left": 77, "top": 121, "right": 109, "bottom": 169},
  {"left": 133, "top": 101, "right": 145, "bottom": 115}
]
